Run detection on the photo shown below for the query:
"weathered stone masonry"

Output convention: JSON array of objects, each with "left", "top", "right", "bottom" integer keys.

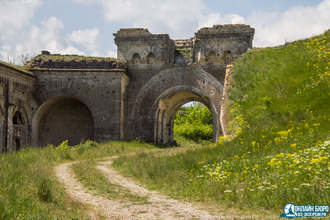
[{"left": 0, "top": 24, "right": 254, "bottom": 152}]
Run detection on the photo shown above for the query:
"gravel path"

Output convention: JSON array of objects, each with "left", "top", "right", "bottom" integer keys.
[{"left": 55, "top": 157, "right": 217, "bottom": 220}]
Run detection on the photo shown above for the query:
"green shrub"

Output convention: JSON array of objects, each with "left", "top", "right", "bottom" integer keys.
[{"left": 173, "top": 102, "right": 213, "bottom": 142}]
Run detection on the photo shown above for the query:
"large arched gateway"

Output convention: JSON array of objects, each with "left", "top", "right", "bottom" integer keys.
[
  {"left": 0, "top": 24, "right": 254, "bottom": 151},
  {"left": 130, "top": 67, "right": 223, "bottom": 143}
]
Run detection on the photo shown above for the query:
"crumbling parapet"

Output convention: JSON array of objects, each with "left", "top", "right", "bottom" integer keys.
[
  {"left": 26, "top": 52, "right": 125, "bottom": 70},
  {"left": 193, "top": 24, "right": 255, "bottom": 64},
  {"left": 113, "top": 28, "right": 175, "bottom": 65},
  {"left": 114, "top": 24, "right": 254, "bottom": 67}
]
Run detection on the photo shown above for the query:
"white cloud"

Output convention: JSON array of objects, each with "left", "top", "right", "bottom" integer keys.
[
  {"left": 0, "top": 0, "right": 42, "bottom": 30},
  {"left": 106, "top": 50, "right": 117, "bottom": 58},
  {"left": 247, "top": 0, "right": 330, "bottom": 47},
  {"left": 85, "top": 0, "right": 330, "bottom": 47},
  {"left": 0, "top": 17, "right": 85, "bottom": 62},
  {"left": 2, "top": 0, "right": 330, "bottom": 63},
  {"left": 67, "top": 28, "right": 100, "bottom": 54},
  {"left": 72, "top": 0, "right": 207, "bottom": 39},
  {"left": 198, "top": 13, "right": 245, "bottom": 28},
  {"left": 0, "top": 0, "right": 104, "bottom": 62}
]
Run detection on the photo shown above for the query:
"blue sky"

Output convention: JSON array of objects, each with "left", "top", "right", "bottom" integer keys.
[{"left": 0, "top": 0, "right": 329, "bottom": 63}]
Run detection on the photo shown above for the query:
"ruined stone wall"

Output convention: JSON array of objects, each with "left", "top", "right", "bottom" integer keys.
[
  {"left": 114, "top": 28, "right": 175, "bottom": 65},
  {"left": 29, "top": 54, "right": 125, "bottom": 69},
  {"left": 0, "top": 62, "right": 35, "bottom": 152},
  {"left": 124, "top": 66, "right": 224, "bottom": 143},
  {"left": 114, "top": 24, "right": 254, "bottom": 143},
  {"left": 0, "top": 24, "right": 255, "bottom": 150},
  {"left": 193, "top": 24, "right": 255, "bottom": 64},
  {"left": 30, "top": 66, "right": 128, "bottom": 146}
]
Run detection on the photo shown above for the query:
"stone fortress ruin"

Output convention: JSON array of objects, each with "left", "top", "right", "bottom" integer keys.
[{"left": 0, "top": 24, "right": 255, "bottom": 152}]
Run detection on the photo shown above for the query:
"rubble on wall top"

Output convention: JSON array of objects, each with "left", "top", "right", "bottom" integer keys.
[
  {"left": 0, "top": 60, "right": 34, "bottom": 76},
  {"left": 174, "top": 39, "right": 193, "bottom": 49},
  {"left": 113, "top": 28, "right": 171, "bottom": 42},
  {"left": 196, "top": 24, "right": 255, "bottom": 37},
  {"left": 113, "top": 28, "right": 153, "bottom": 37},
  {"left": 25, "top": 51, "right": 125, "bottom": 70}
]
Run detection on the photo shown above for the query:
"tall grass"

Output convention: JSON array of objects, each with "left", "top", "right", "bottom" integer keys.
[
  {"left": 112, "top": 30, "right": 330, "bottom": 214},
  {"left": 0, "top": 140, "right": 156, "bottom": 219},
  {"left": 0, "top": 147, "right": 88, "bottom": 219}
]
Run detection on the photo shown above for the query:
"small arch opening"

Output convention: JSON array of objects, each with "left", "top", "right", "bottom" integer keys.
[
  {"left": 147, "top": 53, "right": 156, "bottom": 64},
  {"left": 132, "top": 53, "right": 141, "bottom": 64},
  {"left": 207, "top": 51, "right": 216, "bottom": 63}
]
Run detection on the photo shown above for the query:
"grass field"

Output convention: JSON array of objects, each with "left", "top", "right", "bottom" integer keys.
[{"left": 0, "top": 140, "right": 156, "bottom": 219}]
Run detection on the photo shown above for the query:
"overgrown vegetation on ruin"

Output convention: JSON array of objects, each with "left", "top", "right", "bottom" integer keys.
[
  {"left": 175, "top": 48, "right": 192, "bottom": 57},
  {"left": 113, "top": 29, "right": 330, "bottom": 212},
  {"left": 0, "top": 60, "right": 34, "bottom": 75},
  {"left": 34, "top": 54, "right": 119, "bottom": 62}
]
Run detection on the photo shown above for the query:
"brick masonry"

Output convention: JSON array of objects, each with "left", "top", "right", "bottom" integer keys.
[{"left": 0, "top": 24, "right": 254, "bottom": 152}]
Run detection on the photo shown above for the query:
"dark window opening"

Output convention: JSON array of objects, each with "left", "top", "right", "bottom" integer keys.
[
  {"left": 15, "top": 138, "right": 21, "bottom": 151},
  {"left": 13, "top": 111, "right": 23, "bottom": 125}
]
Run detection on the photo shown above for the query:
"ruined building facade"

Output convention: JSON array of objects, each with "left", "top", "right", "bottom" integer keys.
[{"left": 0, "top": 24, "right": 255, "bottom": 152}]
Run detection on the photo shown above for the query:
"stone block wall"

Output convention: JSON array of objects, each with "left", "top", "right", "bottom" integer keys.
[
  {"left": 31, "top": 66, "right": 128, "bottom": 146},
  {"left": 114, "top": 28, "right": 176, "bottom": 65},
  {"left": 0, "top": 62, "right": 35, "bottom": 152},
  {"left": 193, "top": 24, "right": 255, "bottom": 63},
  {"left": 0, "top": 24, "right": 255, "bottom": 150}
]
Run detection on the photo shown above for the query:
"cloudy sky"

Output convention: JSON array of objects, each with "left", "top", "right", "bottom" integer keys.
[{"left": 0, "top": 0, "right": 329, "bottom": 63}]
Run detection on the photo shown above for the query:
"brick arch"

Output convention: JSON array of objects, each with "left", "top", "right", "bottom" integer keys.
[
  {"left": 32, "top": 80, "right": 93, "bottom": 111},
  {"left": 131, "top": 67, "right": 223, "bottom": 143},
  {"left": 32, "top": 96, "right": 94, "bottom": 146},
  {"left": 152, "top": 89, "right": 218, "bottom": 144},
  {"left": 31, "top": 81, "right": 97, "bottom": 146}
]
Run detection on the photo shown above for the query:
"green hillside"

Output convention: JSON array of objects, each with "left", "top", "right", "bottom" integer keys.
[{"left": 114, "top": 30, "right": 330, "bottom": 213}]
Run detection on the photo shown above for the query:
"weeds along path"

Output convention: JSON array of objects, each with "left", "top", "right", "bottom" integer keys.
[{"left": 56, "top": 155, "right": 214, "bottom": 220}]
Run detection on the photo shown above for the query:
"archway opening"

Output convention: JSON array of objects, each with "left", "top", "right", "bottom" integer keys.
[
  {"left": 173, "top": 101, "right": 213, "bottom": 144},
  {"left": 154, "top": 91, "right": 216, "bottom": 145},
  {"left": 33, "top": 97, "right": 94, "bottom": 146}
]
